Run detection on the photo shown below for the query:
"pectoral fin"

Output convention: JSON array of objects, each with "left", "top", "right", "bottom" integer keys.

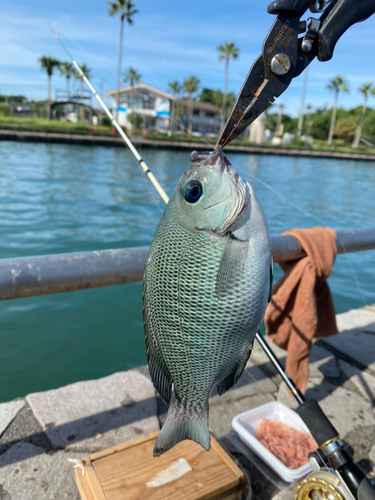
[
  {"left": 217, "top": 349, "right": 251, "bottom": 396},
  {"left": 216, "top": 233, "right": 249, "bottom": 296}
]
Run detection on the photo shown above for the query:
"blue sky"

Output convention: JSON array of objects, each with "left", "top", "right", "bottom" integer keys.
[{"left": 2, "top": 0, "right": 375, "bottom": 116}]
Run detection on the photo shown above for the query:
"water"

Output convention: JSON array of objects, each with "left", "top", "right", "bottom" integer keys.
[{"left": 0, "top": 141, "right": 374, "bottom": 402}]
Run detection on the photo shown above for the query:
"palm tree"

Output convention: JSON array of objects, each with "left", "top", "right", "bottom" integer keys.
[
  {"left": 108, "top": 0, "right": 138, "bottom": 122},
  {"left": 183, "top": 76, "right": 200, "bottom": 135},
  {"left": 39, "top": 56, "right": 60, "bottom": 121},
  {"left": 177, "top": 105, "right": 187, "bottom": 133},
  {"left": 327, "top": 76, "right": 349, "bottom": 145},
  {"left": 59, "top": 62, "right": 74, "bottom": 99},
  {"left": 305, "top": 103, "right": 313, "bottom": 137},
  {"left": 275, "top": 103, "right": 284, "bottom": 136},
  {"left": 123, "top": 67, "right": 141, "bottom": 110},
  {"left": 218, "top": 42, "right": 239, "bottom": 129},
  {"left": 168, "top": 81, "right": 182, "bottom": 134},
  {"left": 74, "top": 64, "right": 91, "bottom": 122},
  {"left": 352, "top": 82, "right": 374, "bottom": 148}
]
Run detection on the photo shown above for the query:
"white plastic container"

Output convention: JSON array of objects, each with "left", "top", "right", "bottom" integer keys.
[{"left": 232, "top": 401, "right": 314, "bottom": 483}]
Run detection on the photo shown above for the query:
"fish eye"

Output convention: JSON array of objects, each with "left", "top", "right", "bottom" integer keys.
[{"left": 183, "top": 181, "right": 203, "bottom": 203}]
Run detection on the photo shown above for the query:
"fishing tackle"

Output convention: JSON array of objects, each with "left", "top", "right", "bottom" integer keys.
[{"left": 217, "top": 0, "right": 375, "bottom": 148}]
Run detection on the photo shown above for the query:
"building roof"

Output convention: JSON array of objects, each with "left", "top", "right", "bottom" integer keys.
[
  {"left": 176, "top": 99, "right": 221, "bottom": 113},
  {"left": 107, "top": 82, "right": 176, "bottom": 101}
]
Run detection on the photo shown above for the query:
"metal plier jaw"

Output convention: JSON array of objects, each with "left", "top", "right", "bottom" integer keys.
[{"left": 217, "top": 0, "right": 375, "bottom": 148}]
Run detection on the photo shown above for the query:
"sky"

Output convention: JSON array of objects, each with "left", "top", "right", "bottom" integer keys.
[{"left": 2, "top": 0, "right": 375, "bottom": 116}]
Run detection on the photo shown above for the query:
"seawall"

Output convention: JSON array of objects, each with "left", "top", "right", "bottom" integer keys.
[{"left": 1, "top": 128, "right": 375, "bottom": 161}]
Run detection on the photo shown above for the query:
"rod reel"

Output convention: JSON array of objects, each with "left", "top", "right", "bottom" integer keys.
[
  {"left": 295, "top": 448, "right": 357, "bottom": 500},
  {"left": 255, "top": 334, "right": 375, "bottom": 500}
]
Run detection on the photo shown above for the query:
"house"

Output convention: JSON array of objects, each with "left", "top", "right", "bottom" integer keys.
[
  {"left": 107, "top": 83, "right": 175, "bottom": 132},
  {"left": 175, "top": 99, "right": 221, "bottom": 136}
]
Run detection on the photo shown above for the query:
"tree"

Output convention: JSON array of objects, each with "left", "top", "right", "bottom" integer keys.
[
  {"left": 352, "top": 82, "right": 374, "bottom": 148},
  {"left": 74, "top": 64, "right": 91, "bottom": 122},
  {"left": 183, "top": 76, "right": 200, "bottom": 134},
  {"left": 305, "top": 104, "right": 312, "bottom": 136},
  {"left": 327, "top": 76, "right": 349, "bottom": 145},
  {"left": 59, "top": 62, "right": 74, "bottom": 99},
  {"left": 108, "top": 0, "right": 138, "bottom": 122},
  {"left": 123, "top": 67, "right": 141, "bottom": 110},
  {"left": 275, "top": 103, "right": 284, "bottom": 136},
  {"left": 39, "top": 56, "right": 60, "bottom": 120},
  {"left": 176, "top": 105, "right": 187, "bottom": 133},
  {"left": 168, "top": 81, "right": 182, "bottom": 133},
  {"left": 217, "top": 42, "right": 239, "bottom": 129},
  {"left": 199, "top": 88, "right": 235, "bottom": 112}
]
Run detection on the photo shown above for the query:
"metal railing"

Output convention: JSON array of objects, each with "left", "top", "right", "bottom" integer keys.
[{"left": 0, "top": 227, "right": 374, "bottom": 301}]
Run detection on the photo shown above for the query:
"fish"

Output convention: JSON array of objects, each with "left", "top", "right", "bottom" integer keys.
[{"left": 143, "top": 148, "right": 272, "bottom": 457}]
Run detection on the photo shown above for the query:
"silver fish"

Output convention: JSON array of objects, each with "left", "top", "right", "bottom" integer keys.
[{"left": 143, "top": 149, "right": 272, "bottom": 457}]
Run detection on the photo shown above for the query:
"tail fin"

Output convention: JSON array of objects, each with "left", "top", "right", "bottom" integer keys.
[{"left": 154, "top": 395, "right": 210, "bottom": 457}]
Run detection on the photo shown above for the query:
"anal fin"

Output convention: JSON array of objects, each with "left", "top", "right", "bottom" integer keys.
[
  {"left": 217, "top": 349, "right": 251, "bottom": 396},
  {"left": 148, "top": 356, "right": 172, "bottom": 403}
]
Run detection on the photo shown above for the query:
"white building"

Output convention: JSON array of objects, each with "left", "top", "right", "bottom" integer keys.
[
  {"left": 176, "top": 99, "right": 221, "bottom": 136},
  {"left": 107, "top": 83, "right": 175, "bottom": 132}
]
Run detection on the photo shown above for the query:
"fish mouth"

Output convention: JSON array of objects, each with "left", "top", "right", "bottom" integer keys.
[{"left": 190, "top": 149, "right": 248, "bottom": 234}]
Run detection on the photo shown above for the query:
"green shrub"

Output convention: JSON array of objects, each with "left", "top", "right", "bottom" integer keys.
[{"left": 0, "top": 104, "right": 11, "bottom": 117}]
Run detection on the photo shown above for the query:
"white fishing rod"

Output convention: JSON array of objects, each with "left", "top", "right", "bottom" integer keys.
[{"left": 48, "top": 23, "right": 169, "bottom": 204}]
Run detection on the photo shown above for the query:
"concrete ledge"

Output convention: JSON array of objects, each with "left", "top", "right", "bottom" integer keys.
[
  {"left": 0, "top": 400, "right": 24, "bottom": 438},
  {"left": 1, "top": 129, "right": 375, "bottom": 161},
  {"left": 26, "top": 370, "right": 159, "bottom": 452},
  {"left": 1, "top": 304, "right": 374, "bottom": 500},
  {"left": 0, "top": 442, "right": 82, "bottom": 500}
]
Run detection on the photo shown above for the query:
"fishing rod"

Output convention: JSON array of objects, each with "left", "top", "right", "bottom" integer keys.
[{"left": 48, "top": 23, "right": 169, "bottom": 205}]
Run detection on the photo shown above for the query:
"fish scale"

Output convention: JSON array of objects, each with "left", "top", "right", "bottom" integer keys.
[{"left": 143, "top": 149, "right": 271, "bottom": 456}]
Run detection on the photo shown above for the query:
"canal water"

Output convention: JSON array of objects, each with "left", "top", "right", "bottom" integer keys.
[{"left": 1, "top": 141, "right": 374, "bottom": 402}]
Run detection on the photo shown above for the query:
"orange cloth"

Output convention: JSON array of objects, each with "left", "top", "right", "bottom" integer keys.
[{"left": 265, "top": 227, "right": 338, "bottom": 394}]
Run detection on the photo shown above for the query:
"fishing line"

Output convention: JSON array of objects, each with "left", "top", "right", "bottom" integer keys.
[
  {"left": 242, "top": 364, "right": 276, "bottom": 403},
  {"left": 243, "top": 172, "right": 367, "bottom": 306},
  {"left": 50, "top": 23, "right": 93, "bottom": 57},
  {"left": 48, "top": 23, "right": 169, "bottom": 204}
]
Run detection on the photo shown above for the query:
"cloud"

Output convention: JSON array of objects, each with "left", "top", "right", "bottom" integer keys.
[{"left": 2, "top": 0, "right": 375, "bottom": 113}]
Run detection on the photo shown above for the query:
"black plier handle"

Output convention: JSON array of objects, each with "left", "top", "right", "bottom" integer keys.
[{"left": 217, "top": 0, "right": 375, "bottom": 148}]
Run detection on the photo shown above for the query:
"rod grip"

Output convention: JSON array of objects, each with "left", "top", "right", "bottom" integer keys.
[
  {"left": 294, "top": 399, "right": 338, "bottom": 446},
  {"left": 338, "top": 461, "right": 375, "bottom": 499},
  {"left": 358, "top": 476, "right": 375, "bottom": 500},
  {"left": 318, "top": 0, "right": 375, "bottom": 61}
]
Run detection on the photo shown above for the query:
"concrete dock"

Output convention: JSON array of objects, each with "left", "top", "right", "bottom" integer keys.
[
  {"left": 1, "top": 305, "right": 374, "bottom": 500},
  {"left": 2, "top": 128, "right": 375, "bottom": 161}
]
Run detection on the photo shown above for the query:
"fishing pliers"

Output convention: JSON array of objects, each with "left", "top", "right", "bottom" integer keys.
[{"left": 217, "top": 0, "right": 375, "bottom": 148}]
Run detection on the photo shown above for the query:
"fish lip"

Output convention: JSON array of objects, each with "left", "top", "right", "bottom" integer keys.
[
  {"left": 190, "top": 148, "right": 226, "bottom": 173},
  {"left": 190, "top": 149, "right": 239, "bottom": 181}
]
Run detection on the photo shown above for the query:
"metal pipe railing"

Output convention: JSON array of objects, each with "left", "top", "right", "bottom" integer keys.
[{"left": 0, "top": 227, "right": 374, "bottom": 301}]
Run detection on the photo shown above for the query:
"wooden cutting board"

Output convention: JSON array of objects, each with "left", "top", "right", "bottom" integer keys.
[{"left": 75, "top": 431, "right": 246, "bottom": 500}]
